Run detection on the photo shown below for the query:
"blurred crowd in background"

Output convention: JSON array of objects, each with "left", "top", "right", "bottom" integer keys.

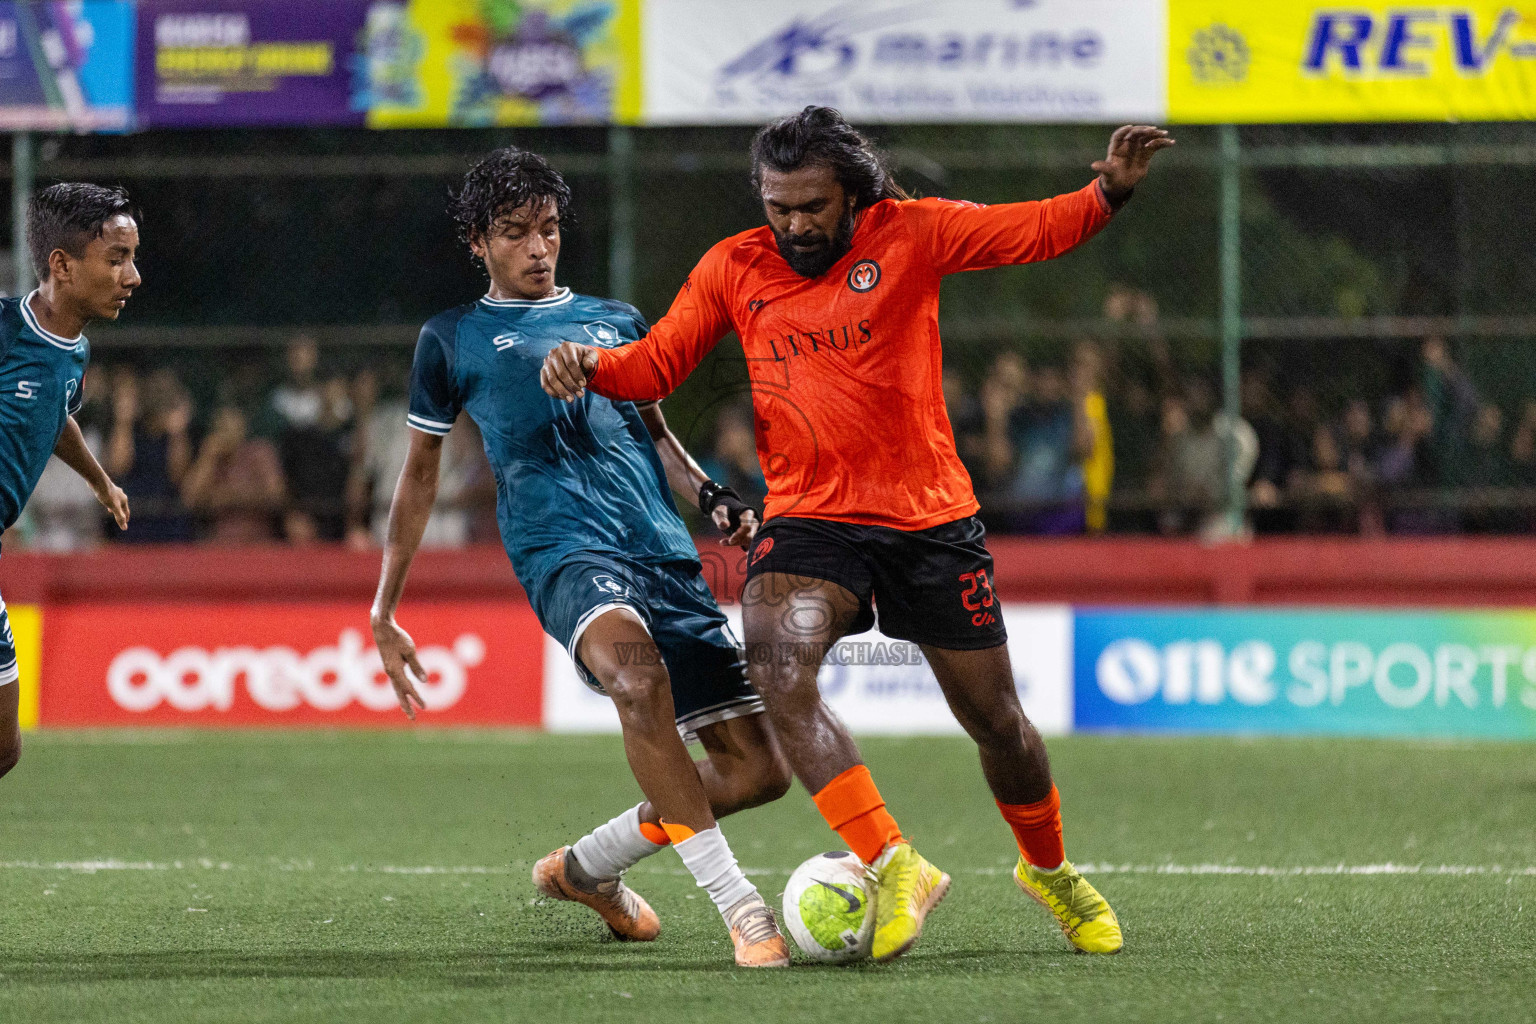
[{"left": 10, "top": 287, "right": 1535, "bottom": 552}]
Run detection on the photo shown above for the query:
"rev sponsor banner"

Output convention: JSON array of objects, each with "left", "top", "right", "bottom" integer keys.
[
  {"left": 38, "top": 602, "right": 544, "bottom": 727},
  {"left": 544, "top": 604, "right": 1073, "bottom": 736},
  {"left": 0, "top": 1, "right": 133, "bottom": 131},
  {"left": 1075, "top": 608, "right": 1536, "bottom": 738},
  {"left": 1170, "top": 1, "right": 1536, "bottom": 122},
  {"left": 135, "top": 0, "right": 371, "bottom": 128},
  {"left": 641, "top": 0, "right": 1166, "bottom": 125},
  {"left": 366, "top": 0, "right": 641, "bottom": 128}
]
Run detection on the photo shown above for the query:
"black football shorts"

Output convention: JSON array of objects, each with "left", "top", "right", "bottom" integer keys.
[{"left": 743, "top": 515, "right": 1007, "bottom": 650}]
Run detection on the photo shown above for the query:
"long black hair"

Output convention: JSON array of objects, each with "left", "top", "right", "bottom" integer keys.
[
  {"left": 750, "top": 106, "right": 910, "bottom": 208},
  {"left": 448, "top": 146, "right": 572, "bottom": 257}
]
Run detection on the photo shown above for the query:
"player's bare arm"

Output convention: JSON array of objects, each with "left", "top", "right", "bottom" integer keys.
[
  {"left": 637, "top": 402, "right": 758, "bottom": 548},
  {"left": 53, "top": 415, "right": 129, "bottom": 529},
  {"left": 540, "top": 340, "right": 598, "bottom": 401},
  {"left": 1092, "top": 125, "right": 1175, "bottom": 207},
  {"left": 369, "top": 428, "right": 444, "bottom": 719}
]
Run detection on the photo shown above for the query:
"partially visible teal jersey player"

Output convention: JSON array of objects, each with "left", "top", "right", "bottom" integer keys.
[
  {"left": 371, "top": 147, "right": 793, "bottom": 967},
  {"left": 408, "top": 290, "right": 759, "bottom": 737},
  {"left": 0, "top": 297, "right": 86, "bottom": 685},
  {"left": 0, "top": 182, "right": 139, "bottom": 782}
]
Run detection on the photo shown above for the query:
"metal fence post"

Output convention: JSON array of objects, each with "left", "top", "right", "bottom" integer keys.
[
  {"left": 12, "top": 131, "right": 34, "bottom": 298},
  {"left": 1219, "top": 123, "right": 1244, "bottom": 534},
  {"left": 608, "top": 125, "right": 635, "bottom": 305}
]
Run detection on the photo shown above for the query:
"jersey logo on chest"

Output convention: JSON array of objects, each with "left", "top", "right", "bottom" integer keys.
[
  {"left": 583, "top": 321, "right": 620, "bottom": 347},
  {"left": 492, "top": 332, "right": 520, "bottom": 352}
]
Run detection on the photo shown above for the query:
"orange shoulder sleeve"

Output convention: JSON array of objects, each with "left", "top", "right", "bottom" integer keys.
[
  {"left": 904, "top": 182, "right": 1113, "bottom": 277},
  {"left": 589, "top": 242, "right": 734, "bottom": 401}
]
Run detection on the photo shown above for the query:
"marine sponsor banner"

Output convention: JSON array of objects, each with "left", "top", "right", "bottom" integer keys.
[
  {"left": 1075, "top": 609, "right": 1536, "bottom": 738},
  {"left": 1170, "top": 1, "right": 1536, "bottom": 122},
  {"left": 135, "top": 0, "right": 371, "bottom": 127},
  {"left": 39, "top": 602, "right": 544, "bottom": 727},
  {"left": 366, "top": 0, "right": 641, "bottom": 128},
  {"left": 544, "top": 604, "right": 1074, "bottom": 736},
  {"left": 641, "top": 0, "right": 1167, "bottom": 125},
  {"left": 0, "top": 1, "right": 133, "bottom": 131}
]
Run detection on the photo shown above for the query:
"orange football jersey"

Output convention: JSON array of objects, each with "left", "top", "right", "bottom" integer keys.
[{"left": 589, "top": 180, "right": 1114, "bottom": 530}]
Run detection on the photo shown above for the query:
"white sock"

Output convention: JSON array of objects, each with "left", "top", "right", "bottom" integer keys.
[
  {"left": 571, "top": 804, "right": 666, "bottom": 880},
  {"left": 673, "top": 826, "right": 758, "bottom": 917}
]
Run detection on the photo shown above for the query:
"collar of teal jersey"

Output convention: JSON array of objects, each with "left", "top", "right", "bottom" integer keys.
[
  {"left": 20, "top": 291, "right": 84, "bottom": 350},
  {"left": 480, "top": 287, "right": 573, "bottom": 309}
]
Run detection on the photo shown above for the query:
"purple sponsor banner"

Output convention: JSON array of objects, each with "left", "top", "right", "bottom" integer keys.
[{"left": 136, "top": 0, "right": 369, "bottom": 127}]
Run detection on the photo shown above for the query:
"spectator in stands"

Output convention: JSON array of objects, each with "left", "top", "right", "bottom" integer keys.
[
  {"left": 1375, "top": 388, "right": 1451, "bottom": 533},
  {"left": 17, "top": 368, "right": 111, "bottom": 550},
  {"left": 181, "top": 405, "right": 286, "bottom": 543},
  {"left": 354, "top": 367, "right": 488, "bottom": 549},
  {"left": 1242, "top": 369, "right": 1298, "bottom": 521},
  {"left": 1421, "top": 335, "right": 1478, "bottom": 486},
  {"left": 106, "top": 366, "right": 194, "bottom": 542},
  {"left": 1073, "top": 341, "right": 1113, "bottom": 534},
  {"left": 1338, "top": 398, "right": 1378, "bottom": 481},
  {"left": 1465, "top": 403, "right": 1511, "bottom": 488},
  {"left": 977, "top": 350, "right": 1029, "bottom": 493},
  {"left": 1509, "top": 400, "right": 1536, "bottom": 487},
  {"left": 1373, "top": 390, "right": 1433, "bottom": 489},
  {"left": 944, "top": 364, "right": 988, "bottom": 485},
  {"left": 1150, "top": 377, "right": 1256, "bottom": 538},
  {"left": 1002, "top": 362, "right": 1092, "bottom": 534},
  {"left": 698, "top": 402, "right": 768, "bottom": 514},
  {"left": 1101, "top": 289, "right": 1172, "bottom": 522},
  {"left": 265, "top": 336, "right": 355, "bottom": 543}
]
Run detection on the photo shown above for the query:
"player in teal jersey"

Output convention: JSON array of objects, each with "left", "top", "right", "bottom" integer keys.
[
  {"left": 0, "top": 183, "right": 137, "bottom": 779},
  {"left": 369, "top": 149, "right": 792, "bottom": 967}
]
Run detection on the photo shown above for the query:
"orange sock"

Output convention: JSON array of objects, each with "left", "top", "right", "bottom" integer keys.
[
  {"left": 639, "top": 820, "right": 671, "bottom": 846},
  {"left": 996, "top": 785, "right": 1064, "bottom": 870},
  {"left": 812, "top": 765, "right": 904, "bottom": 864},
  {"left": 658, "top": 820, "right": 698, "bottom": 845}
]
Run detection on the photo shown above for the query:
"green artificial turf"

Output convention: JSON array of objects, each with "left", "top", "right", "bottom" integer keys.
[{"left": 1, "top": 731, "right": 1532, "bottom": 1023}]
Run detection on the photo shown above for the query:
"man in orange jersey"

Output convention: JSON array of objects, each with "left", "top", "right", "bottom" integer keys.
[{"left": 542, "top": 107, "right": 1172, "bottom": 961}]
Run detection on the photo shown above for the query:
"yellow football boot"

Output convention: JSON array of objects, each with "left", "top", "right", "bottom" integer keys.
[
  {"left": 871, "top": 842, "right": 951, "bottom": 962},
  {"left": 1014, "top": 858, "right": 1123, "bottom": 954}
]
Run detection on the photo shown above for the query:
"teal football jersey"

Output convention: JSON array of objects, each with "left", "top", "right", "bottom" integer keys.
[
  {"left": 408, "top": 288, "right": 698, "bottom": 588},
  {"left": 0, "top": 294, "right": 87, "bottom": 533}
]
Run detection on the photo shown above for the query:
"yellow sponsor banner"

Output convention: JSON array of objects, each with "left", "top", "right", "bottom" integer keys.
[
  {"left": 1171, "top": 2, "right": 1536, "bottom": 122},
  {"left": 9, "top": 604, "right": 41, "bottom": 731},
  {"left": 367, "top": 0, "right": 641, "bottom": 128}
]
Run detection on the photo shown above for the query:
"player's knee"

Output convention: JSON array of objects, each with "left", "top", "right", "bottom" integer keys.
[
  {"left": 962, "top": 703, "right": 1027, "bottom": 752},
  {"left": 603, "top": 666, "right": 672, "bottom": 723},
  {"left": 748, "top": 657, "right": 819, "bottom": 711}
]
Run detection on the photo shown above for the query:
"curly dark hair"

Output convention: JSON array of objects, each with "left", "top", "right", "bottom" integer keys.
[
  {"left": 27, "top": 182, "right": 137, "bottom": 282},
  {"left": 750, "top": 106, "right": 910, "bottom": 209},
  {"left": 448, "top": 147, "right": 572, "bottom": 258}
]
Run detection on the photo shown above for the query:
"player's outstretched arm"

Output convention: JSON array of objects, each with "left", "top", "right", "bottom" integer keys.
[
  {"left": 636, "top": 402, "right": 757, "bottom": 548},
  {"left": 370, "top": 429, "right": 444, "bottom": 720},
  {"left": 541, "top": 341, "right": 600, "bottom": 402},
  {"left": 53, "top": 415, "right": 128, "bottom": 530},
  {"left": 1092, "top": 125, "right": 1175, "bottom": 208}
]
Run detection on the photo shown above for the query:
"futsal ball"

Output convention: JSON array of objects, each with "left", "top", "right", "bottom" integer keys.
[{"left": 782, "top": 851, "right": 875, "bottom": 963}]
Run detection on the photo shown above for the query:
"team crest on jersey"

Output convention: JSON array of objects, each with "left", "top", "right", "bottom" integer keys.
[
  {"left": 592, "top": 574, "right": 630, "bottom": 598},
  {"left": 583, "top": 321, "right": 621, "bottom": 347},
  {"left": 847, "top": 260, "right": 881, "bottom": 293}
]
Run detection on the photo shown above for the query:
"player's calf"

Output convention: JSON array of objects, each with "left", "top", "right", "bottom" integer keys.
[
  {"left": 693, "top": 714, "right": 793, "bottom": 817},
  {"left": 0, "top": 677, "right": 21, "bottom": 781}
]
